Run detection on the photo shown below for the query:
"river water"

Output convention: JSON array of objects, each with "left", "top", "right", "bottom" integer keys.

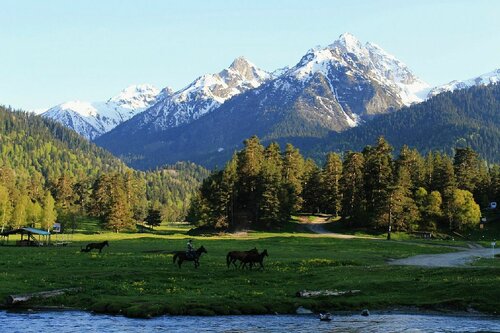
[{"left": 1, "top": 311, "right": 499, "bottom": 332}]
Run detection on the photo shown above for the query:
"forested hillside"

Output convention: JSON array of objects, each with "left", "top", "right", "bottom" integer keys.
[
  {"left": 189, "top": 136, "right": 499, "bottom": 232},
  {"left": 316, "top": 83, "right": 500, "bottom": 163},
  {"left": 0, "top": 106, "right": 208, "bottom": 232}
]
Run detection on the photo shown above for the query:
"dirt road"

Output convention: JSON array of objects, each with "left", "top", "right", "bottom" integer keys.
[
  {"left": 301, "top": 216, "right": 367, "bottom": 239},
  {"left": 390, "top": 244, "right": 496, "bottom": 267}
]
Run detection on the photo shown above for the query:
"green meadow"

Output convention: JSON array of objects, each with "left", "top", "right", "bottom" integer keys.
[{"left": 0, "top": 222, "right": 498, "bottom": 318}]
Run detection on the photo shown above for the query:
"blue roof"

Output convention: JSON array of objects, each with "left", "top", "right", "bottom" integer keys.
[{"left": 21, "top": 227, "right": 51, "bottom": 235}]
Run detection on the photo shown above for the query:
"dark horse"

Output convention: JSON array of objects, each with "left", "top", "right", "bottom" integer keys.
[
  {"left": 241, "top": 249, "right": 268, "bottom": 270},
  {"left": 172, "top": 246, "right": 207, "bottom": 268},
  {"left": 82, "top": 240, "right": 109, "bottom": 253},
  {"left": 226, "top": 247, "right": 258, "bottom": 268}
]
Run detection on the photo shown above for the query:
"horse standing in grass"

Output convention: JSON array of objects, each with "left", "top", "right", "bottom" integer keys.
[
  {"left": 173, "top": 246, "right": 207, "bottom": 268},
  {"left": 241, "top": 249, "right": 268, "bottom": 270},
  {"left": 226, "top": 248, "right": 258, "bottom": 268},
  {"left": 82, "top": 241, "right": 109, "bottom": 253}
]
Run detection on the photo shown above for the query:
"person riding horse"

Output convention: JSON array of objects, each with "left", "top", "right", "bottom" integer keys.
[{"left": 186, "top": 239, "right": 195, "bottom": 258}]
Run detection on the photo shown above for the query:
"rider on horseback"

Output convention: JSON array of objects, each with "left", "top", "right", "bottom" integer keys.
[{"left": 186, "top": 239, "right": 195, "bottom": 258}]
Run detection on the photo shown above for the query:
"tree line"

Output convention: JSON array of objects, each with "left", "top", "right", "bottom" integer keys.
[{"left": 188, "top": 136, "right": 499, "bottom": 232}]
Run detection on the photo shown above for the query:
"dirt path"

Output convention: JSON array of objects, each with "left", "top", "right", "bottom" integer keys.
[
  {"left": 390, "top": 244, "right": 496, "bottom": 267},
  {"left": 300, "top": 216, "right": 365, "bottom": 239},
  {"left": 301, "top": 216, "right": 497, "bottom": 267}
]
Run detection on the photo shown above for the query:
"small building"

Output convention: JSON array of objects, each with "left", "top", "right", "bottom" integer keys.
[{"left": 0, "top": 227, "right": 51, "bottom": 246}]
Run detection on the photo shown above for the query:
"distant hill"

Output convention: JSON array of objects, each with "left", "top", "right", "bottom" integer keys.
[
  {"left": 0, "top": 105, "right": 128, "bottom": 179},
  {"left": 313, "top": 83, "right": 500, "bottom": 163}
]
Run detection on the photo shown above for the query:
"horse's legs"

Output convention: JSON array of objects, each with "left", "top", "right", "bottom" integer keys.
[{"left": 178, "top": 259, "right": 182, "bottom": 268}]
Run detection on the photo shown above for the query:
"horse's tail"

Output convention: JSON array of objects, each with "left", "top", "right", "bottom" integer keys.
[
  {"left": 226, "top": 252, "right": 231, "bottom": 268},
  {"left": 173, "top": 253, "right": 178, "bottom": 264}
]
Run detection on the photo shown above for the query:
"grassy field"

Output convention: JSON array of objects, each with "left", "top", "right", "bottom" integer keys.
[{"left": 0, "top": 223, "right": 499, "bottom": 318}]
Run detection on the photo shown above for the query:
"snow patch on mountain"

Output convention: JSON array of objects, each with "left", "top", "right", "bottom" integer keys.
[{"left": 428, "top": 69, "right": 500, "bottom": 98}]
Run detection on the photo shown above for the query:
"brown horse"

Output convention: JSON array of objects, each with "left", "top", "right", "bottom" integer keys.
[
  {"left": 83, "top": 240, "right": 109, "bottom": 253},
  {"left": 241, "top": 249, "right": 268, "bottom": 270},
  {"left": 226, "top": 247, "right": 258, "bottom": 268},
  {"left": 172, "top": 246, "right": 207, "bottom": 268}
]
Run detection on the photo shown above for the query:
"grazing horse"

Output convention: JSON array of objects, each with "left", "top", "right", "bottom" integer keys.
[
  {"left": 226, "top": 248, "right": 258, "bottom": 268},
  {"left": 241, "top": 249, "right": 268, "bottom": 270},
  {"left": 172, "top": 246, "right": 207, "bottom": 268},
  {"left": 83, "top": 241, "right": 109, "bottom": 253}
]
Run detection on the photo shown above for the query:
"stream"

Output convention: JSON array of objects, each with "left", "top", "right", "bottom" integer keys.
[{"left": 1, "top": 310, "right": 499, "bottom": 332}]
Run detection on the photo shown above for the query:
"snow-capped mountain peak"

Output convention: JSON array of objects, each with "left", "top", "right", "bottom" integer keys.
[
  {"left": 108, "top": 84, "right": 160, "bottom": 109},
  {"left": 428, "top": 68, "right": 500, "bottom": 98},
  {"left": 139, "top": 57, "right": 271, "bottom": 129},
  {"left": 42, "top": 84, "right": 160, "bottom": 140},
  {"left": 332, "top": 32, "right": 365, "bottom": 55},
  {"left": 289, "top": 33, "right": 429, "bottom": 106}
]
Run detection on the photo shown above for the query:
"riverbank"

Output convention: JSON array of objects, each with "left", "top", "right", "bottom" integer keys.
[{"left": 0, "top": 228, "right": 498, "bottom": 318}]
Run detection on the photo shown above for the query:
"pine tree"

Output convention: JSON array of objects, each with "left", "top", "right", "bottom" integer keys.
[
  {"left": 363, "top": 137, "right": 394, "bottom": 228},
  {"left": 236, "top": 136, "right": 265, "bottom": 225},
  {"left": 145, "top": 207, "right": 162, "bottom": 229},
  {"left": 396, "top": 145, "right": 425, "bottom": 190},
  {"left": 258, "top": 143, "right": 284, "bottom": 227},
  {"left": 432, "top": 153, "right": 457, "bottom": 207},
  {"left": 220, "top": 154, "right": 239, "bottom": 228},
  {"left": 282, "top": 143, "right": 305, "bottom": 213},
  {"left": 454, "top": 147, "right": 481, "bottom": 193},
  {"left": 302, "top": 159, "right": 323, "bottom": 214},
  {"left": 105, "top": 182, "right": 134, "bottom": 232},
  {"left": 322, "top": 152, "right": 342, "bottom": 216},
  {"left": 390, "top": 167, "right": 420, "bottom": 231},
  {"left": 52, "top": 175, "right": 76, "bottom": 211},
  {"left": 340, "top": 152, "right": 365, "bottom": 225}
]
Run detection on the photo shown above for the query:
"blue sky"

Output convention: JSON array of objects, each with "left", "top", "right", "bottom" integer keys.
[{"left": 1, "top": 0, "right": 499, "bottom": 110}]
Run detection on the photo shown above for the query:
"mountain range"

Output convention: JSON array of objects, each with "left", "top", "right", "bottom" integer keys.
[
  {"left": 41, "top": 84, "right": 161, "bottom": 140},
  {"left": 39, "top": 33, "right": 500, "bottom": 168}
]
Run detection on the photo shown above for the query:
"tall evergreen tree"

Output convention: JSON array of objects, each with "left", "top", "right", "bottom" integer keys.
[
  {"left": 145, "top": 207, "right": 162, "bottom": 229},
  {"left": 322, "top": 152, "right": 342, "bottom": 216},
  {"left": 390, "top": 166, "right": 420, "bottom": 231},
  {"left": 340, "top": 152, "right": 365, "bottom": 224},
  {"left": 302, "top": 159, "right": 323, "bottom": 214},
  {"left": 282, "top": 143, "right": 305, "bottom": 213},
  {"left": 454, "top": 147, "right": 481, "bottom": 193},
  {"left": 258, "top": 143, "right": 284, "bottom": 227},
  {"left": 363, "top": 137, "right": 394, "bottom": 228},
  {"left": 236, "top": 136, "right": 265, "bottom": 225}
]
